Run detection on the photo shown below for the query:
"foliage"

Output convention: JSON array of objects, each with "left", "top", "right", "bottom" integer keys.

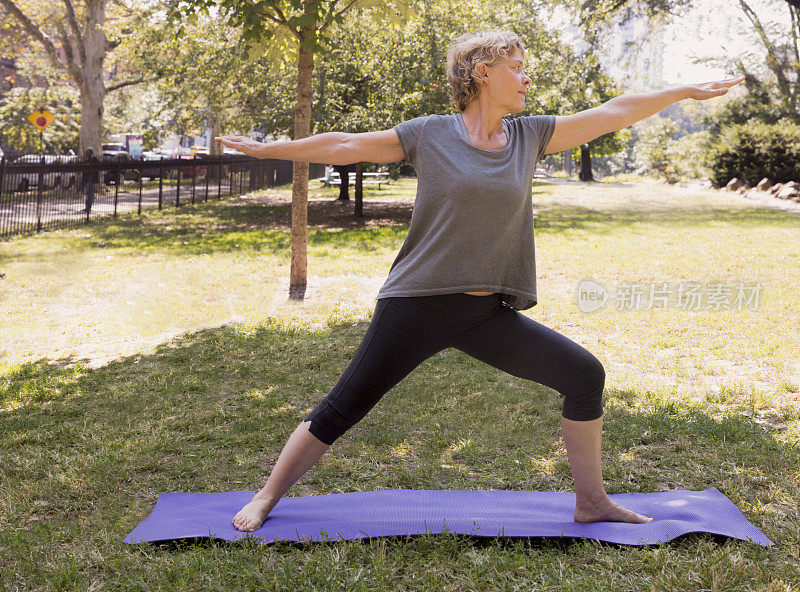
[
  {"left": 705, "top": 119, "right": 800, "bottom": 186},
  {"left": 0, "top": 86, "right": 80, "bottom": 156},
  {"left": 303, "top": 0, "right": 628, "bottom": 163},
  {"left": 103, "top": 82, "right": 176, "bottom": 151},
  {"left": 663, "top": 129, "right": 713, "bottom": 182},
  {"left": 634, "top": 117, "right": 679, "bottom": 174},
  {"left": 694, "top": 0, "right": 799, "bottom": 151},
  {"left": 703, "top": 77, "right": 799, "bottom": 137}
]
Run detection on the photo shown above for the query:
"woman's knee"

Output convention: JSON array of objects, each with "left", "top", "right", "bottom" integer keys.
[
  {"left": 560, "top": 352, "right": 605, "bottom": 421},
  {"left": 303, "top": 396, "right": 373, "bottom": 446}
]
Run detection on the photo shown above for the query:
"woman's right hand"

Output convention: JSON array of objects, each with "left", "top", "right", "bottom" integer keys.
[{"left": 213, "top": 135, "right": 263, "bottom": 158}]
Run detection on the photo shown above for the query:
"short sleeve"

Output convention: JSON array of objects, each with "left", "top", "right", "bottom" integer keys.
[
  {"left": 524, "top": 115, "right": 556, "bottom": 163},
  {"left": 393, "top": 115, "right": 430, "bottom": 166}
]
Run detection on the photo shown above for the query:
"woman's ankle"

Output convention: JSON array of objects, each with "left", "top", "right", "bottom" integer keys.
[{"left": 251, "top": 492, "right": 279, "bottom": 505}]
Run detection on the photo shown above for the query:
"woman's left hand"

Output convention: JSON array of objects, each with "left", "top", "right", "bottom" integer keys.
[{"left": 685, "top": 75, "right": 746, "bottom": 100}]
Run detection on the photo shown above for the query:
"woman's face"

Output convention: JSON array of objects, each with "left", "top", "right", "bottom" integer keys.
[{"left": 478, "top": 48, "right": 531, "bottom": 114}]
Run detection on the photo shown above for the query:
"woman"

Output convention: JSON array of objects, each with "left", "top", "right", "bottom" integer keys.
[{"left": 215, "top": 29, "right": 743, "bottom": 533}]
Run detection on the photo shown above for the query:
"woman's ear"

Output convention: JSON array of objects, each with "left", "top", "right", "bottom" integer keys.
[{"left": 474, "top": 62, "right": 490, "bottom": 86}]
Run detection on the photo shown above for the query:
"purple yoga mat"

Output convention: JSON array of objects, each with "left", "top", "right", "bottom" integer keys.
[{"left": 124, "top": 487, "right": 774, "bottom": 547}]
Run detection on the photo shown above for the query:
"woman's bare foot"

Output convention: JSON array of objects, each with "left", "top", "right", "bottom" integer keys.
[
  {"left": 574, "top": 497, "right": 654, "bottom": 524},
  {"left": 232, "top": 497, "right": 277, "bottom": 532}
]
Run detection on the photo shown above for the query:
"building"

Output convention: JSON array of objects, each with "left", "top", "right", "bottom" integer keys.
[{"left": 594, "top": 9, "right": 666, "bottom": 92}]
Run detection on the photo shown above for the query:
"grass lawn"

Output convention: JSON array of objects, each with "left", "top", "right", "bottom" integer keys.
[{"left": 1, "top": 175, "right": 798, "bottom": 591}]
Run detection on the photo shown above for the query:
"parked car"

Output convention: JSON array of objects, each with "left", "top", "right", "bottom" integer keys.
[
  {"left": 102, "top": 151, "right": 141, "bottom": 184},
  {"left": 102, "top": 143, "right": 127, "bottom": 153},
  {"left": 178, "top": 152, "right": 208, "bottom": 178},
  {"left": 2, "top": 154, "right": 61, "bottom": 192},
  {"left": 141, "top": 151, "right": 166, "bottom": 180},
  {"left": 56, "top": 154, "right": 79, "bottom": 188}
]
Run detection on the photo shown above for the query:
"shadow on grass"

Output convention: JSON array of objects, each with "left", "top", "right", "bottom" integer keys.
[
  {"left": 1, "top": 317, "right": 795, "bottom": 562},
  {"left": 84, "top": 197, "right": 412, "bottom": 253},
  {"left": 130, "top": 529, "right": 732, "bottom": 554},
  {"left": 92, "top": 183, "right": 800, "bottom": 252},
  {"left": 5, "top": 192, "right": 797, "bottom": 269}
]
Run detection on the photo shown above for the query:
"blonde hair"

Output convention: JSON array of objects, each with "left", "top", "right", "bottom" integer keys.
[{"left": 446, "top": 29, "right": 526, "bottom": 111}]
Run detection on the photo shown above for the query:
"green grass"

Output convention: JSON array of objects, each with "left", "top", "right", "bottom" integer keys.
[{"left": 1, "top": 176, "right": 799, "bottom": 591}]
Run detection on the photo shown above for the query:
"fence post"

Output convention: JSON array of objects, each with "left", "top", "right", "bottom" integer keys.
[
  {"left": 158, "top": 157, "right": 164, "bottom": 210},
  {"left": 191, "top": 153, "right": 197, "bottom": 205},
  {"left": 175, "top": 154, "right": 181, "bottom": 208},
  {"left": 137, "top": 159, "right": 143, "bottom": 216},
  {"left": 36, "top": 155, "right": 44, "bottom": 233},
  {"left": 0, "top": 156, "right": 5, "bottom": 203},
  {"left": 204, "top": 155, "right": 210, "bottom": 202},
  {"left": 217, "top": 158, "right": 222, "bottom": 200},
  {"left": 0, "top": 156, "right": 5, "bottom": 236},
  {"left": 113, "top": 153, "right": 121, "bottom": 218}
]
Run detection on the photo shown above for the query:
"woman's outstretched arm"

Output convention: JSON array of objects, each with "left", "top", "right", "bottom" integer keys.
[
  {"left": 542, "top": 75, "right": 746, "bottom": 156},
  {"left": 214, "top": 129, "right": 404, "bottom": 165}
]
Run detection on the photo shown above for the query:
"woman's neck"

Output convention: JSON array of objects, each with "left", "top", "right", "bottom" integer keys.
[{"left": 460, "top": 101, "right": 508, "bottom": 150}]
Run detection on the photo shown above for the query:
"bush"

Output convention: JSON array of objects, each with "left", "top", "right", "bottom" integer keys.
[
  {"left": 664, "top": 130, "right": 713, "bottom": 183},
  {"left": 706, "top": 119, "right": 800, "bottom": 187},
  {"left": 635, "top": 118, "right": 679, "bottom": 175}
]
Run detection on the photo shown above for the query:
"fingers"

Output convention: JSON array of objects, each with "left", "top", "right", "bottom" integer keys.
[{"left": 720, "top": 75, "right": 745, "bottom": 87}]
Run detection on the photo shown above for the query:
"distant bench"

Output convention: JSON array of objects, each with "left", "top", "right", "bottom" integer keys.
[{"left": 321, "top": 171, "right": 390, "bottom": 190}]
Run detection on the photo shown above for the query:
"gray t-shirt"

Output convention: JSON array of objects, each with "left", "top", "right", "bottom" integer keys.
[{"left": 375, "top": 111, "right": 556, "bottom": 311}]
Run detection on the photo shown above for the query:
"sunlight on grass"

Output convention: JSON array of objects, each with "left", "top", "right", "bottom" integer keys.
[{"left": 1, "top": 176, "right": 798, "bottom": 590}]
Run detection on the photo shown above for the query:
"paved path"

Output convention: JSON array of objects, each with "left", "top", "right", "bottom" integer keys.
[{"left": 0, "top": 180, "right": 241, "bottom": 236}]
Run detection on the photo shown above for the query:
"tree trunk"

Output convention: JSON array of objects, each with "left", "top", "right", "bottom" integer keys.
[
  {"left": 354, "top": 162, "right": 363, "bottom": 220},
  {"left": 207, "top": 113, "right": 222, "bottom": 181},
  {"left": 334, "top": 163, "right": 351, "bottom": 200},
  {"left": 288, "top": 26, "right": 315, "bottom": 302},
  {"left": 209, "top": 114, "right": 223, "bottom": 157},
  {"left": 78, "top": 0, "right": 106, "bottom": 156},
  {"left": 579, "top": 145, "right": 594, "bottom": 182},
  {"left": 563, "top": 149, "right": 573, "bottom": 176}
]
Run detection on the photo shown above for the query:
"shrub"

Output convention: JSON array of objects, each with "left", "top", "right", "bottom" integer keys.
[
  {"left": 634, "top": 118, "right": 679, "bottom": 175},
  {"left": 664, "top": 130, "right": 713, "bottom": 183},
  {"left": 706, "top": 119, "right": 800, "bottom": 187}
]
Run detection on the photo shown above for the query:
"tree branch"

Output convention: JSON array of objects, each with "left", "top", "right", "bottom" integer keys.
[
  {"left": 257, "top": 8, "right": 301, "bottom": 40},
  {"left": 63, "top": 0, "right": 85, "bottom": 66},
  {"left": 54, "top": 18, "right": 85, "bottom": 83},
  {"left": 737, "top": 0, "right": 791, "bottom": 100},
  {"left": 333, "top": 0, "right": 358, "bottom": 19},
  {"left": 0, "top": 0, "right": 66, "bottom": 75},
  {"left": 320, "top": 0, "right": 358, "bottom": 32},
  {"left": 272, "top": 3, "right": 290, "bottom": 24},
  {"left": 790, "top": 4, "right": 799, "bottom": 66},
  {"left": 258, "top": 8, "right": 285, "bottom": 25},
  {"left": 319, "top": 0, "right": 338, "bottom": 31},
  {"left": 105, "top": 76, "right": 159, "bottom": 92}
]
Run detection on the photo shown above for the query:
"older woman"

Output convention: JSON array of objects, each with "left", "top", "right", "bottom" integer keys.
[{"left": 216, "top": 29, "right": 743, "bottom": 533}]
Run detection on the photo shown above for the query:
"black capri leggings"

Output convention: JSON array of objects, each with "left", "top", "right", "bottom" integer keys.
[{"left": 304, "top": 292, "right": 605, "bottom": 446}]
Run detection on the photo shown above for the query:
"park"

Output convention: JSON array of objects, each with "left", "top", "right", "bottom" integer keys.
[{"left": 1, "top": 0, "right": 799, "bottom": 590}]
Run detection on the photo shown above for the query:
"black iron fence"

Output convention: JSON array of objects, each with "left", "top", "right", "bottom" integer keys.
[{"left": 0, "top": 154, "right": 325, "bottom": 239}]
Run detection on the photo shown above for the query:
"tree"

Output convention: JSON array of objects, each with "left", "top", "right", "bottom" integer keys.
[
  {"left": 734, "top": 0, "right": 798, "bottom": 116},
  {"left": 173, "top": 0, "right": 411, "bottom": 302},
  {"left": 122, "top": 13, "right": 269, "bottom": 157},
  {"left": 0, "top": 85, "right": 81, "bottom": 155},
  {"left": 692, "top": 0, "right": 799, "bottom": 125},
  {"left": 0, "top": 0, "right": 159, "bottom": 155}
]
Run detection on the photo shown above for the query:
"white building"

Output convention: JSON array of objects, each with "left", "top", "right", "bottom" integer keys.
[{"left": 593, "top": 9, "right": 666, "bottom": 92}]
